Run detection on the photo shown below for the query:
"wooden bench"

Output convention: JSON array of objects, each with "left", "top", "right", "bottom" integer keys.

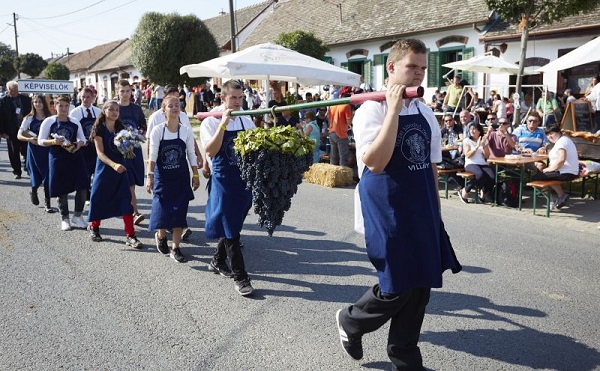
[
  {"left": 568, "top": 172, "right": 599, "bottom": 199},
  {"left": 526, "top": 180, "right": 564, "bottom": 217},
  {"left": 437, "top": 168, "right": 462, "bottom": 199},
  {"left": 456, "top": 171, "right": 481, "bottom": 203}
]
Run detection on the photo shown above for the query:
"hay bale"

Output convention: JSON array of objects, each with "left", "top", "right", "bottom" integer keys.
[{"left": 303, "top": 163, "right": 354, "bottom": 188}]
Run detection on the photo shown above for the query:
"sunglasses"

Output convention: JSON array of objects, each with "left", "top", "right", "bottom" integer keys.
[
  {"left": 487, "top": 117, "right": 496, "bottom": 120},
  {"left": 527, "top": 119, "right": 539, "bottom": 123},
  {"left": 444, "top": 119, "right": 453, "bottom": 122}
]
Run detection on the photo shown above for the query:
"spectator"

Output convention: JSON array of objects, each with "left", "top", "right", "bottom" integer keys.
[
  {"left": 443, "top": 75, "right": 463, "bottom": 114},
  {"left": 564, "top": 89, "right": 576, "bottom": 104},
  {"left": 327, "top": 89, "right": 353, "bottom": 166},
  {"left": 532, "top": 125, "right": 579, "bottom": 209},
  {"left": 513, "top": 112, "right": 549, "bottom": 153},
  {"left": 0, "top": 80, "right": 32, "bottom": 179},
  {"left": 492, "top": 94, "right": 507, "bottom": 119},
  {"left": 536, "top": 91, "right": 559, "bottom": 126},
  {"left": 458, "top": 123, "right": 494, "bottom": 203},
  {"left": 487, "top": 118, "right": 517, "bottom": 158},
  {"left": 300, "top": 111, "right": 320, "bottom": 164},
  {"left": 268, "top": 89, "right": 286, "bottom": 118},
  {"left": 276, "top": 109, "right": 299, "bottom": 127}
]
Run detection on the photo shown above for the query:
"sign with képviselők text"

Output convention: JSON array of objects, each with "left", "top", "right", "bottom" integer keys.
[{"left": 18, "top": 79, "right": 74, "bottom": 94}]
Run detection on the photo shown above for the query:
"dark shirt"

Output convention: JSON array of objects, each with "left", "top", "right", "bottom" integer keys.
[
  {"left": 0, "top": 94, "right": 32, "bottom": 137},
  {"left": 276, "top": 115, "right": 299, "bottom": 127},
  {"left": 268, "top": 98, "right": 285, "bottom": 118}
]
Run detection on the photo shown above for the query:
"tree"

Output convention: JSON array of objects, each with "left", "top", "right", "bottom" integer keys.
[
  {"left": 15, "top": 53, "right": 48, "bottom": 78},
  {"left": 275, "top": 31, "right": 329, "bottom": 60},
  {"left": 485, "top": 0, "right": 600, "bottom": 124},
  {"left": 45, "top": 62, "right": 70, "bottom": 80},
  {"left": 131, "top": 12, "right": 219, "bottom": 85},
  {"left": 0, "top": 42, "right": 17, "bottom": 83}
]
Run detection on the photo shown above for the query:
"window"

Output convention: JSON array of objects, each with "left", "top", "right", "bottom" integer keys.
[{"left": 427, "top": 47, "right": 474, "bottom": 88}]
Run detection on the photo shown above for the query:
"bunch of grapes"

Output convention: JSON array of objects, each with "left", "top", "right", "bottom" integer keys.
[{"left": 237, "top": 149, "right": 312, "bottom": 236}]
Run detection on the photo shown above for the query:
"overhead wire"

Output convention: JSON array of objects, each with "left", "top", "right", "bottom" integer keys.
[{"left": 19, "top": 0, "right": 108, "bottom": 20}]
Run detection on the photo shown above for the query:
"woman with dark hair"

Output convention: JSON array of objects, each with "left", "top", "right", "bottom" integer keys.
[
  {"left": 458, "top": 123, "right": 494, "bottom": 203},
  {"left": 532, "top": 125, "right": 579, "bottom": 209},
  {"left": 17, "top": 95, "right": 55, "bottom": 212},
  {"left": 87, "top": 101, "right": 142, "bottom": 248},
  {"left": 38, "top": 96, "right": 88, "bottom": 231}
]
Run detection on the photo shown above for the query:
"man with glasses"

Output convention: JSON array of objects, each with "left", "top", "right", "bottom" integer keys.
[
  {"left": 485, "top": 112, "right": 499, "bottom": 128},
  {"left": 513, "top": 112, "right": 548, "bottom": 172},
  {"left": 487, "top": 119, "right": 516, "bottom": 158}
]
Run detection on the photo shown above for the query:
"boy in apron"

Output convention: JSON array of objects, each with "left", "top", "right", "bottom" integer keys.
[
  {"left": 200, "top": 80, "right": 256, "bottom": 296},
  {"left": 335, "top": 39, "right": 462, "bottom": 370}
]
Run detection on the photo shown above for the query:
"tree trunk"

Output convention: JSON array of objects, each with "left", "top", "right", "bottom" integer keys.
[{"left": 513, "top": 24, "right": 529, "bottom": 126}]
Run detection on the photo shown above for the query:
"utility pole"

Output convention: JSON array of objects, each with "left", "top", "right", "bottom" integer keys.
[
  {"left": 13, "top": 13, "right": 20, "bottom": 78},
  {"left": 228, "top": 0, "right": 236, "bottom": 52}
]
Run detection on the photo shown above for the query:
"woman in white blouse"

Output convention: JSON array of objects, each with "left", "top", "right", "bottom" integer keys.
[{"left": 458, "top": 123, "right": 494, "bottom": 203}]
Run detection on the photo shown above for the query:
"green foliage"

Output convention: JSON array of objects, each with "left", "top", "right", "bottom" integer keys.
[
  {"left": 234, "top": 126, "right": 316, "bottom": 157},
  {"left": 275, "top": 30, "right": 329, "bottom": 60},
  {"left": 15, "top": 53, "right": 48, "bottom": 78},
  {"left": 45, "top": 62, "right": 70, "bottom": 80},
  {"left": 131, "top": 12, "right": 219, "bottom": 86},
  {"left": 0, "top": 42, "right": 17, "bottom": 82},
  {"left": 485, "top": 0, "right": 599, "bottom": 27}
]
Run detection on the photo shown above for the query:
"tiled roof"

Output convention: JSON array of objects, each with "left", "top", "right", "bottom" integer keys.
[
  {"left": 89, "top": 39, "right": 132, "bottom": 72},
  {"left": 203, "top": 1, "right": 273, "bottom": 48},
  {"left": 484, "top": 7, "right": 600, "bottom": 40},
  {"left": 240, "top": 0, "right": 492, "bottom": 47},
  {"left": 60, "top": 39, "right": 127, "bottom": 72}
]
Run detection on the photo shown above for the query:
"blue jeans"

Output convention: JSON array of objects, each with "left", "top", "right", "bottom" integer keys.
[{"left": 328, "top": 132, "right": 349, "bottom": 167}]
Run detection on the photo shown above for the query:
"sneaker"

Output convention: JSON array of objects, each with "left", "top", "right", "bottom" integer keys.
[
  {"left": 457, "top": 189, "right": 469, "bottom": 204},
  {"left": 170, "top": 247, "right": 186, "bottom": 263},
  {"left": 85, "top": 200, "right": 90, "bottom": 208},
  {"left": 30, "top": 190, "right": 39, "bottom": 206},
  {"left": 208, "top": 260, "right": 233, "bottom": 278},
  {"left": 336, "top": 309, "right": 363, "bottom": 360},
  {"left": 61, "top": 219, "right": 72, "bottom": 231},
  {"left": 126, "top": 236, "right": 143, "bottom": 249},
  {"left": 88, "top": 226, "right": 102, "bottom": 242},
  {"left": 555, "top": 194, "right": 569, "bottom": 209},
  {"left": 45, "top": 206, "right": 57, "bottom": 213},
  {"left": 234, "top": 278, "right": 254, "bottom": 296},
  {"left": 14, "top": 174, "right": 22, "bottom": 180},
  {"left": 155, "top": 232, "right": 169, "bottom": 254},
  {"left": 182, "top": 228, "right": 192, "bottom": 241},
  {"left": 133, "top": 213, "right": 145, "bottom": 225},
  {"left": 71, "top": 215, "right": 87, "bottom": 229}
]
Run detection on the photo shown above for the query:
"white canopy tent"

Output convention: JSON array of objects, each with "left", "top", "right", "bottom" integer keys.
[
  {"left": 538, "top": 36, "right": 600, "bottom": 72},
  {"left": 443, "top": 54, "right": 523, "bottom": 75}
]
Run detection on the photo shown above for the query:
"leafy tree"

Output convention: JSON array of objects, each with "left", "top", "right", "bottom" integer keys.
[
  {"left": 0, "top": 42, "right": 17, "bottom": 83},
  {"left": 45, "top": 62, "right": 70, "bottom": 80},
  {"left": 131, "top": 12, "right": 218, "bottom": 85},
  {"left": 15, "top": 53, "right": 48, "bottom": 78},
  {"left": 275, "top": 31, "right": 329, "bottom": 60},
  {"left": 485, "top": 0, "right": 600, "bottom": 124}
]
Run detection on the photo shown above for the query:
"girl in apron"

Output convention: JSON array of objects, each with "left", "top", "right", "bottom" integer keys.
[
  {"left": 17, "top": 95, "right": 56, "bottom": 213},
  {"left": 117, "top": 80, "right": 147, "bottom": 225},
  {"left": 146, "top": 96, "right": 199, "bottom": 263},
  {"left": 87, "top": 101, "right": 142, "bottom": 249},
  {"left": 37, "top": 96, "right": 88, "bottom": 231}
]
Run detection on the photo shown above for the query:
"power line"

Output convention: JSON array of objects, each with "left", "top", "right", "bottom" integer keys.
[
  {"left": 29, "top": 0, "right": 138, "bottom": 30},
  {"left": 20, "top": 0, "right": 108, "bottom": 20},
  {"left": 21, "top": 18, "right": 111, "bottom": 44}
]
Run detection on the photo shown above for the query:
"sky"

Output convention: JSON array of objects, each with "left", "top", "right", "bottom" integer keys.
[{"left": 0, "top": 0, "right": 264, "bottom": 59}]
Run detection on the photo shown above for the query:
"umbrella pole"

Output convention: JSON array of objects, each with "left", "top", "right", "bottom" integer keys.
[{"left": 197, "top": 86, "right": 424, "bottom": 120}]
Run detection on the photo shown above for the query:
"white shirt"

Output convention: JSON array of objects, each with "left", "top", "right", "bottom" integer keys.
[
  {"left": 69, "top": 105, "right": 101, "bottom": 122},
  {"left": 146, "top": 110, "right": 191, "bottom": 139},
  {"left": 550, "top": 135, "right": 579, "bottom": 175},
  {"left": 494, "top": 99, "right": 507, "bottom": 119},
  {"left": 463, "top": 137, "right": 488, "bottom": 166},
  {"left": 38, "top": 115, "right": 86, "bottom": 145},
  {"left": 586, "top": 83, "right": 600, "bottom": 111},
  {"left": 200, "top": 112, "right": 255, "bottom": 168},
  {"left": 148, "top": 123, "right": 197, "bottom": 165}
]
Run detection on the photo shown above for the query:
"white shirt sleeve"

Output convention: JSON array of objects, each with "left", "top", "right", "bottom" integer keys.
[
  {"left": 38, "top": 116, "right": 56, "bottom": 143},
  {"left": 149, "top": 124, "right": 163, "bottom": 162},
  {"left": 146, "top": 111, "right": 164, "bottom": 139},
  {"left": 19, "top": 116, "right": 33, "bottom": 132},
  {"left": 199, "top": 117, "right": 219, "bottom": 151},
  {"left": 184, "top": 125, "right": 197, "bottom": 166},
  {"left": 148, "top": 124, "right": 197, "bottom": 165}
]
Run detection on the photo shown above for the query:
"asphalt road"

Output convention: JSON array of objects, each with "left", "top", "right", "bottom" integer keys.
[{"left": 0, "top": 140, "right": 599, "bottom": 370}]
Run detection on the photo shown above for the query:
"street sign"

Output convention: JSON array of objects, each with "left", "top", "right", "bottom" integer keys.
[{"left": 18, "top": 79, "right": 74, "bottom": 94}]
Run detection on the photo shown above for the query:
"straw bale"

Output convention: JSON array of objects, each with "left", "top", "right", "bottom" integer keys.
[{"left": 303, "top": 163, "right": 354, "bottom": 188}]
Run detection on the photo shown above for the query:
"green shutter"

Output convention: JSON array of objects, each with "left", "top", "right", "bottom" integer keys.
[
  {"left": 323, "top": 56, "right": 333, "bottom": 64},
  {"left": 363, "top": 59, "right": 372, "bottom": 84},
  {"left": 461, "top": 47, "right": 475, "bottom": 85},
  {"left": 427, "top": 50, "right": 439, "bottom": 88},
  {"left": 341, "top": 62, "right": 348, "bottom": 70},
  {"left": 373, "top": 54, "right": 385, "bottom": 65}
]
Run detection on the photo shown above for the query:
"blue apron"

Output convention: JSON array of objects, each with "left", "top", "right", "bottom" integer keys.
[
  {"left": 148, "top": 124, "right": 194, "bottom": 230},
  {"left": 26, "top": 117, "right": 50, "bottom": 188},
  {"left": 118, "top": 104, "right": 145, "bottom": 186},
  {"left": 48, "top": 118, "right": 89, "bottom": 197},
  {"left": 78, "top": 106, "right": 98, "bottom": 178},
  {"left": 359, "top": 105, "right": 461, "bottom": 295},
  {"left": 88, "top": 124, "right": 133, "bottom": 221},
  {"left": 205, "top": 118, "right": 252, "bottom": 239}
]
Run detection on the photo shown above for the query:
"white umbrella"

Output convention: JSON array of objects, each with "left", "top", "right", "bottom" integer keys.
[
  {"left": 538, "top": 36, "right": 600, "bottom": 72},
  {"left": 180, "top": 43, "right": 361, "bottom": 87},
  {"left": 443, "top": 54, "right": 523, "bottom": 74}
]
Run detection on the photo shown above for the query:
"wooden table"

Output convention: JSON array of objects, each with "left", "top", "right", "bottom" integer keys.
[{"left": 487, "top": 155, "right": 548, "bottom": 210}]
